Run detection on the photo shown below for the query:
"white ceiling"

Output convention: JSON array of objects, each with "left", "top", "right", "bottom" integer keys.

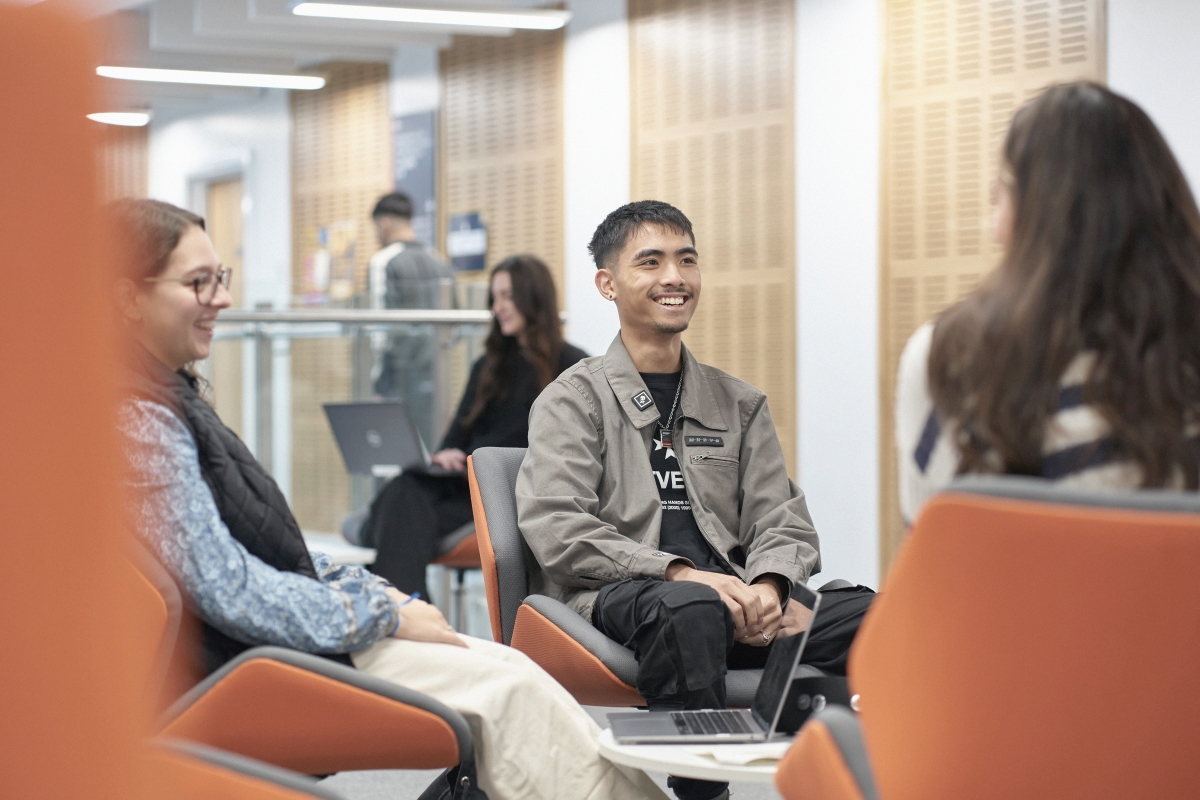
[{"left": 87, "top": 0, "right": 554, "bottom": 111}]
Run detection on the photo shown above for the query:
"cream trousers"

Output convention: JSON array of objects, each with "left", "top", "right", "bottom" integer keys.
[{"left": 351, "top": 635, "right": 667, "bottom": 800}]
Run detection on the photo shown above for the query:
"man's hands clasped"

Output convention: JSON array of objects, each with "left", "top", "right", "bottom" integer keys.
[
  {"left": 385, "top": 588, "right": 467, "bottom": 648},
  {"left": 665, "top": 563, "right": 784, "bottom": 646}
]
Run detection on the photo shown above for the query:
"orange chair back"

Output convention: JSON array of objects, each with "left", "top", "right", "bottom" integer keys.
[
  {"left": 467, "top": 455, "right": 506, "bottom": 643},
  {"left": 0, "top": 5, "right": 143, "bottom": 795},
  {"left": 850, "top": 489, "right": 1200, "bottom": 800}
]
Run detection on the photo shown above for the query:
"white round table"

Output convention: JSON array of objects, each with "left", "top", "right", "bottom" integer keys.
[{"left": 597, "top": 728, "right": 790, "bottom": 784}]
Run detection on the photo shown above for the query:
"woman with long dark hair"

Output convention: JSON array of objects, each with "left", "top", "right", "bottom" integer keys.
[
  {"left": 896, "top": 82, "right": 1200, "bottom": 522},
  {"left": 363, "top": 254, "right": 588, "bottom": 597},
  {"left": 114, "top": 199, "right": 661, "bottom": 800}
]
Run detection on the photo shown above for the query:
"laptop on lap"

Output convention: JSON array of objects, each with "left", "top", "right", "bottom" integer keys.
[
  {"left": 323, "top": 401, "right": 462, "bottom": 477},
  {"left": 608, "top": 592, "right": 823, "bottom": 744}
]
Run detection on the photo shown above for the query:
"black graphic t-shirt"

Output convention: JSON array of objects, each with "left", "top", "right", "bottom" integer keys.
[{"left": 640, "top": 371, "right": 734, "bottom": 576}]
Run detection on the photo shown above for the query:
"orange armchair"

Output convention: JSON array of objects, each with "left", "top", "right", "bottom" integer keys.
[
  {"left": 775, "top": 476, "right": 1200, "bottom": 800},
  {"left": 129, "top": 542, "right": 474, "bottom": 778},
  {"left": 145, "top": 739, "right": 349, "bottom": 800}
]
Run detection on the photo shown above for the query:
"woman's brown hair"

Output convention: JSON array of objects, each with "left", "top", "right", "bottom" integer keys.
[
  {"left": 460, "top": 255, "right": 563, "bottom": 426},
  {"left": 109, "top": 198, "right": 205, "bottom": 282},
  {"left": 928, "top": 82, "right": 1200, "bottom": 487}
]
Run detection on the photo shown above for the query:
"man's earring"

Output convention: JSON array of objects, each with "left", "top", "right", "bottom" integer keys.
[{"left": 608, "top": 294, "right": 614, "bottom": 300}]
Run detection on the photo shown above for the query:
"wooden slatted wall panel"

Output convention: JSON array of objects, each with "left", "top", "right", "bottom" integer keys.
[
  {"left": 630, "top": 0, "right": 796, "bottom": 473},
  {"left": 439, "top": 30, "right": 565, "bottom": 297},
  {"left": 879, "top": 0, "right": 1106, "bottom": 573},
  {"left": 291, "top": 62, "right": 391, "bottom": 531},
  {"left": 96, "top": 124, "right": 147, "bottom": 202}
]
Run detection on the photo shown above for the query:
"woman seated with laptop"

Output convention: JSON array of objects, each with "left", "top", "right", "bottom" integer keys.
[
  {"left": 361, "top": 255, "right": 587, "bottom": 598},
  {"left": 896, "top": 82, "right": 1200, "bottom": 522},
  {"left": 113, "top": 198, "right": 662, "bottom": 800}
]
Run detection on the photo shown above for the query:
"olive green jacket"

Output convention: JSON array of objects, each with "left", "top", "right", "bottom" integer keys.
[{"left": 515, "top": 333, "right": 821, "bottom": 619}]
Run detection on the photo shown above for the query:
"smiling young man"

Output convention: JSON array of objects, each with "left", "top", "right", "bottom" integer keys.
[{"left": 516, "top": 201, "right": 872, "bottom": 800}]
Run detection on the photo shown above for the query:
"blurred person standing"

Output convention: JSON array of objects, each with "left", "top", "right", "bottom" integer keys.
[
  {"left": 897, "top": 82, "right": 1200, "bottom": 523},
  {"left": 369, "top": 191, "right": 454, "bottom": 446}
]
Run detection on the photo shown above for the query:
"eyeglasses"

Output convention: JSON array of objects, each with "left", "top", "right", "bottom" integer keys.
[{"left": 144, "top": 267, "right": 233, "bottom": 306}]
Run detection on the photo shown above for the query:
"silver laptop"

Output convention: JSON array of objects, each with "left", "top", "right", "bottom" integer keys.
[
  {"left": 323, "top": 401, "right": 461, "bottom": 477},
  {"left": 608, "top": 593, "right": 822, "bottom": 744}
]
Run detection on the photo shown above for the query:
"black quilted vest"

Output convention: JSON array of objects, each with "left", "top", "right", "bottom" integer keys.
[{"left": 126, "top": 346, "right": 352, "bottom": 673}]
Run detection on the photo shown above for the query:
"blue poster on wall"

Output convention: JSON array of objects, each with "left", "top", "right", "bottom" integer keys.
[
  {"left": 392, "top": 110, "right": 437, "bottom": 248},
  {"left": 446, "top": 212, "right": 488, "bottom": 272}
]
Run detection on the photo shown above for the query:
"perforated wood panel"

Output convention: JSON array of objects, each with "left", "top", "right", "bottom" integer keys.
[
  {"left": 291, "top": 62, "right": 391, "bottom": 531},
  {"left": 879, "top": 0, "right": 1106, "bottom": 573},
  {"left": 630, "top": 0, "right": 796, "bottom": 473},
  {"left": 439, "top": 30, "right": 565, "bottom": 295},
  {"left": 96, "top": 124, "right": 147, "bottom": 202}
]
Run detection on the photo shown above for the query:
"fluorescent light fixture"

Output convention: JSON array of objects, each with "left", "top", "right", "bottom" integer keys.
[
  {"left": 292, "top": 3, "right": 570, "bottom": 30},
  {"left": 96, "top": 66, "right": 325, "bottom": 91},
  {"left": 87, "top": 111, "right": 151, "bottom": 127}
]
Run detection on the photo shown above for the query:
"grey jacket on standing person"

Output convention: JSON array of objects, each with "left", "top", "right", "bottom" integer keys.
[
  {"left": 516, "top": 334, "right": 821, "bottom": 620},
  {"left": 372, "top": 242, "right": 455, "bottom": 441}
]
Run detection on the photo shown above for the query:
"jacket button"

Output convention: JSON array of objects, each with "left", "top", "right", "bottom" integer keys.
[{"left": 652, "top": 551, "right": 669, "bottom": 558}]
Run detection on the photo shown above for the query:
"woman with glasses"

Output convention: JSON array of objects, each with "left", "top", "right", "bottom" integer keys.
[
  {"left": 113, "top": 199, "right": 665, "bottom": 800},
  {"left": 896, "top": 83, "right": 1200, "bottom": 523}
]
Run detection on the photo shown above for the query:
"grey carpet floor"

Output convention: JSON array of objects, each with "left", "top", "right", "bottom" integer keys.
[{"left": 317, "top": 706, "right": 781, "bottom": 800}]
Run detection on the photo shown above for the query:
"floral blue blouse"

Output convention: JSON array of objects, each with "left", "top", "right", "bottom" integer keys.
[{"left": 119, "top": 398, "right": 399, "bottom": 654}]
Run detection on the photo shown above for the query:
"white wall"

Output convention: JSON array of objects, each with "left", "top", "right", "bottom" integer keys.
[
  {"left": 148, "top": 89, "right": 293, "bottom": 495},
  {"left": 1107, "top": 0, "right": 1200, "bottom": 192},
  {"left": 562, "top": 0, "right": 627, "bottom": 356},
  {"left": 148, "top": 90, "right": 292, "bottom": 310},
  {"left": 795, "top": 0, "right": 882, "bottom": 588},
  {"left": 390, "top": 46, "right": 439, "bottom": 117}
]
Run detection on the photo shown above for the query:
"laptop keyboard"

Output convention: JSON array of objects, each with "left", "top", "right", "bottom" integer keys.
[{"left": 670, "top": 710, "right": 756, "bottom": 736}]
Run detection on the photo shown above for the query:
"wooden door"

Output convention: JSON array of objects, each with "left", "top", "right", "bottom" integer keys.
[{"left": 206, "top": 177, "right": 245, "bottom": 438}]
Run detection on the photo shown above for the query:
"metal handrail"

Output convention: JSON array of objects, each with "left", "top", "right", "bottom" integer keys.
[{"left": 215, "top": 309, "right": 495, "bottom": 324}]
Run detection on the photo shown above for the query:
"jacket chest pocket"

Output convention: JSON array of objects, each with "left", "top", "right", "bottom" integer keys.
[{"left": 690, "top": 453, "right": 739, "bottom": 469}]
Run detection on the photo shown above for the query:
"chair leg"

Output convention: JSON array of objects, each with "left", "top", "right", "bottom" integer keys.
[
  {"left": 454, "top": 569, "right": 468, "bottom": 632},
  {"left": 439, "top": 567, "right": 453, "bottom": 620}
]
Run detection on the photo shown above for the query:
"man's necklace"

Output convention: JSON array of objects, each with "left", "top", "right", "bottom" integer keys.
[{"left": 658, "top": 373, "right": 684, "bottom": 449}]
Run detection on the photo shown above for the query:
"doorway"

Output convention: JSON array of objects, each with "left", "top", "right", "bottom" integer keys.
[{"left": 205, "top": 177, "right": 245, "bottom": 438}]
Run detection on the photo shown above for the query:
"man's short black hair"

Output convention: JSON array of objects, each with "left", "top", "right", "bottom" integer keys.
[
  {"left": 587, "top": 200, "right": 695, "bottom": 270},
  {"left": 372, "top": 192, "right": 414, "bottom": 220}
]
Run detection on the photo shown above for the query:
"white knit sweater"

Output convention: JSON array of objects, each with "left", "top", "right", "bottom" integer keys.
[{"left": 894, "top": 322, "right": 1148, "bottom": 524}]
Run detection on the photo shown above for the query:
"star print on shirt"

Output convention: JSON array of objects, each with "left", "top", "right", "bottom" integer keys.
[{"left": 653, "top": 437, "right": 677, "bottom": 461}]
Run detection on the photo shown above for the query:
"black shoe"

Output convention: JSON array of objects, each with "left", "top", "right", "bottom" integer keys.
[{"left": 667, "top": 775, "right": 729, "bottom": 800}]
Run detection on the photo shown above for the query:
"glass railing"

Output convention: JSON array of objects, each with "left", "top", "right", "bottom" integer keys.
[{"left": 199, "top": 308, "right": 492, "bottom": 535}]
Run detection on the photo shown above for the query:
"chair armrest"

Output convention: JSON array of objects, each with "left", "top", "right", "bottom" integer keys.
[
  {"left": 158, "top": 646, "right": 470, "bottom": 775},
  {"left": 522, "top": 595, "right": 640, "bottom": 684},
  {"left": 519, "top": 595, "right": 784, "bottom": 708},
  {"left": 776, "top": 705, "right": 878, "bottom": 800},
  {"left": 513, "top": 597, "right": 645, "bottom": 707},
  {"left": 147, "top": 739, "right": 346, "bottom": 799}
]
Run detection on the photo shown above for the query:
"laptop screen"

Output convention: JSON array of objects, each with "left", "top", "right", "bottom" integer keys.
[
  {"left": 323, "top": 401, "right": 427, "bottom": 474},
  {"left": 750, "top": 592, "right": 822, "bottom": 733}
]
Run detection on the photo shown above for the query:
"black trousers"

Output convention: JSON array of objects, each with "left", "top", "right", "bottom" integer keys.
[
  {"left": 592, "top": 578, "right": 874, "bottom": 800},
  {"left": 363, "top": 471, "right": 474, "bottom": 598},
  {"left": 592, "top": 578, "right": 875, "bottom": 710}
]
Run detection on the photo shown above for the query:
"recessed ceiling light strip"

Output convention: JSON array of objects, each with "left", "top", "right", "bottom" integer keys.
[
  {"left": 96, "top": 66, "right": 325, "bottom": 90},
  {"left": 87, "top": 112, "right": 152, "bottom": 126},
  {"left": 291, "top": 3, "right": 570, "bottom": 31}
]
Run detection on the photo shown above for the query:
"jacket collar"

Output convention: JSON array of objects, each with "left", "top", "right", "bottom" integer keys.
[{"left": 602, "top": 333, "right": 728, "bottom": 432}]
